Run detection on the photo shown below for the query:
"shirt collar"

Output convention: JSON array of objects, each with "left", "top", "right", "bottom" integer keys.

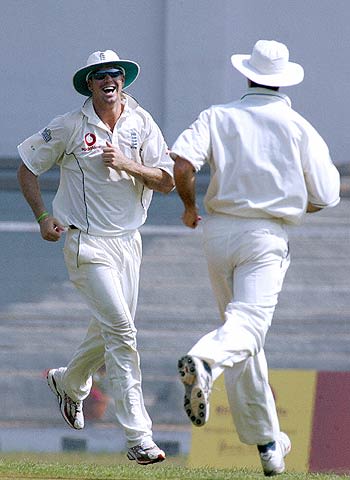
[
  {"left": 240, "top": 87, "right": 291, "bottom": 107},
  {"left": 81, "top": 97, "right": 105, "bottom": 129}
]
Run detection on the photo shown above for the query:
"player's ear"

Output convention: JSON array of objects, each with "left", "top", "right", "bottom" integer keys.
[{"left": 87, "top": 78, "right": 93, "bottom": 92}]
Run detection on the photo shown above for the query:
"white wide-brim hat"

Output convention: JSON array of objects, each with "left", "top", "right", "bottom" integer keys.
[
  {"left": 73, "top": 50, "right": 140, "bottom": 96},
  {"left": 231, "top": 40, "right": 304, "bottom": 87}
]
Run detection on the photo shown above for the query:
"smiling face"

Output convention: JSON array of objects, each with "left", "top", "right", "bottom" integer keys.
[{"left": 87, "top": 64, "right": 125, "bottom": 107}]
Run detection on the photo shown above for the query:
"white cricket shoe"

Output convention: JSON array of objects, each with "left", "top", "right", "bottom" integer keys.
[
  {"left": 47, "top": 368, "right": 84, "bottom": 430},
  {"left": 127, "top": 442, "right": 166, "bottom": 465},
  {"left": 178, "top": 355, "right": 212, "bottom": 427},
  {"left": 259, "top": 432, "right": 291, "bottom": 476}
]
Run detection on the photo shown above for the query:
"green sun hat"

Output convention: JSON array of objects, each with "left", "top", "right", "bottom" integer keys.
[{"left": 73, "top": 50, "right": 140, "bottom": 96}]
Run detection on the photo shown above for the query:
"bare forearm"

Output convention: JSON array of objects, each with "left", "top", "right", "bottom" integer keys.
[
  {"left": 17, "top": 163, "right": 64, "bottom": 241},
  {"left": 173, "top": 155, "right": 197, "bottom": 208},
  {"left": 17, "top": 163, "right": 47, "bottom": 218},
  {"left": 172, "top": 155, "right": 201, "bottom": 228},
  {"left": 102, "top": 142, "right": 174, "bottom": 193},
  {"left": 123, "top": 161, "right": 174, "bottom": 193}
]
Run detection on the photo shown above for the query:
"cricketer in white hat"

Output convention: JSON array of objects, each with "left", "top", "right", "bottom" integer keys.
[{"left": 171, "top": 39, "right": 340, "bottom": 477}]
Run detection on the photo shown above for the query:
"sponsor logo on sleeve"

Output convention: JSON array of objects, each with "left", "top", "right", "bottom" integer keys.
[{"left": 40, "top": 128, "right": 52, "bottom": 143}]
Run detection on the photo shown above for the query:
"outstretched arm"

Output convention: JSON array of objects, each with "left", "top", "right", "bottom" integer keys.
[
  {"left": 172, "top": 154, "right": 201, "bottom": 229},
  {"left": 17, "top": 163, "right": 64, "bottom": 241}
]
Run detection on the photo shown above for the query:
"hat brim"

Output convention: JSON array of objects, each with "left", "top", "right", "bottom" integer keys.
[
  {"left": 73, "top": 60, "right": 140, "bottom": 96},
  {"left": 231, "top": 54, "right": 304, "bottom": 87}
]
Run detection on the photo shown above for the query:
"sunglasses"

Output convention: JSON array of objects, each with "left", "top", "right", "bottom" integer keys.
[{"left": 89, "top": 69, "right": 124, "bottom": 81}]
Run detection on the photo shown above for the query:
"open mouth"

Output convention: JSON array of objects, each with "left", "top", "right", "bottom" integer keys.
[{"left": 102, "top": 86, "right": 116, "bottom": 94}]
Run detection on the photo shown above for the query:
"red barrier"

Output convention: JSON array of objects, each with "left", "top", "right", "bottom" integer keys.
[{"left": 310, "top": 371, "right": 350, "bottom": 474}]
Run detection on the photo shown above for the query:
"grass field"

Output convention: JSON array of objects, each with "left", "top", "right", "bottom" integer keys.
[{"left": 0, "top": 453, "right": 348, "bottom": 480}]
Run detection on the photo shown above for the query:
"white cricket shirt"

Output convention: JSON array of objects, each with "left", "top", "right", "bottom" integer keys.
[
  {"left": 18, "top": 94, "right": 173, "bottom": 235},
  {"left": 172, "top": 88, "right": 340, "bottom": 224}
]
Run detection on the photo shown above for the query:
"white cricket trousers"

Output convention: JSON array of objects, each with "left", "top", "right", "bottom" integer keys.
[
  {"left": 61, "top": 229, "right": 153, "bottom": 448},
  {"left": 189, "top": 215, "right": 290, "bottom": 445}
]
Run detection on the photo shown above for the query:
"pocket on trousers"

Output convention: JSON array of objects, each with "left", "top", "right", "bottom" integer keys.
[{"left": 63, "top": 230, "right": 81, "bottom": 269}]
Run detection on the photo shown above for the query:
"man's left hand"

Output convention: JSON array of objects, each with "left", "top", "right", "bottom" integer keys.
[{"left": 182, "top": 207, "right": 202, "bottom": 229}]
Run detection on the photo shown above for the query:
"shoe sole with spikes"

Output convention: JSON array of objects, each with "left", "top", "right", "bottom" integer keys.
[{"left": 178, "top": 355, "right": 212, "bottom": 427}]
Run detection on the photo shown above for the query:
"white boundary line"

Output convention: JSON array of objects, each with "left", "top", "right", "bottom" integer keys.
[
  {"left": 0, "top": 221, "right": 39, "bottom": 232},
  {"left": 0, "top": 221, "right": 348, "bottom": 238},
  {"left": 0, "top": 221, "right": 198, "bottom": 235}
]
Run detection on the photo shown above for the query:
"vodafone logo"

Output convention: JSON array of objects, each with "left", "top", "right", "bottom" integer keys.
[
  {"left": 82, "top": 132, "right": 99, "bottom": 151},
  {"left": 84, "top": 133, "right": 96, "bottom": 147}
]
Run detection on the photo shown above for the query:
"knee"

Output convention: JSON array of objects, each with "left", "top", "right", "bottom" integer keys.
[
  {"left": 101, "top": 323, "right": 137, "bottom": 350},
  {"left": 224, "top": 302, "right": 272, "bottom": 353}
]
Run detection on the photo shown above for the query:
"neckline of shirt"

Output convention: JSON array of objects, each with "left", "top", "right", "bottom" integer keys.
[
  {"left": 240, "top": 87, "right": 291, "bottom": 107},
  {"left": 81, "top": 93, "right": 138, "bottom": 130}
]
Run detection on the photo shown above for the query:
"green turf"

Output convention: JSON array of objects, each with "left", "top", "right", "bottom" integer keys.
[{"left": 0, "top": 453, "right": 348, "bottom": 480}]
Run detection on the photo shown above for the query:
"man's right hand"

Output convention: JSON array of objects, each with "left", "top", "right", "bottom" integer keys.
[{"left": 39, "top": 216, "right": 65, "bottom": 241}]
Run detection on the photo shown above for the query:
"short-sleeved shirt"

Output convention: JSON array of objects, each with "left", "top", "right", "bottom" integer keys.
[
  {"left": 18, "top": 94, "right": 173, "bottom": 235},
  {"left": 171, "top": 87, "right": 340, "bottom": 225}
]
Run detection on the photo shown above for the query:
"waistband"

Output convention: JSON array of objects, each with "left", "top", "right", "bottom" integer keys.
[
  {"left": 206, "top": 214, "right": 284, "bottom": 226},
  {"left": 203, "top": 214, "right": 287, "bottom": 235}
]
